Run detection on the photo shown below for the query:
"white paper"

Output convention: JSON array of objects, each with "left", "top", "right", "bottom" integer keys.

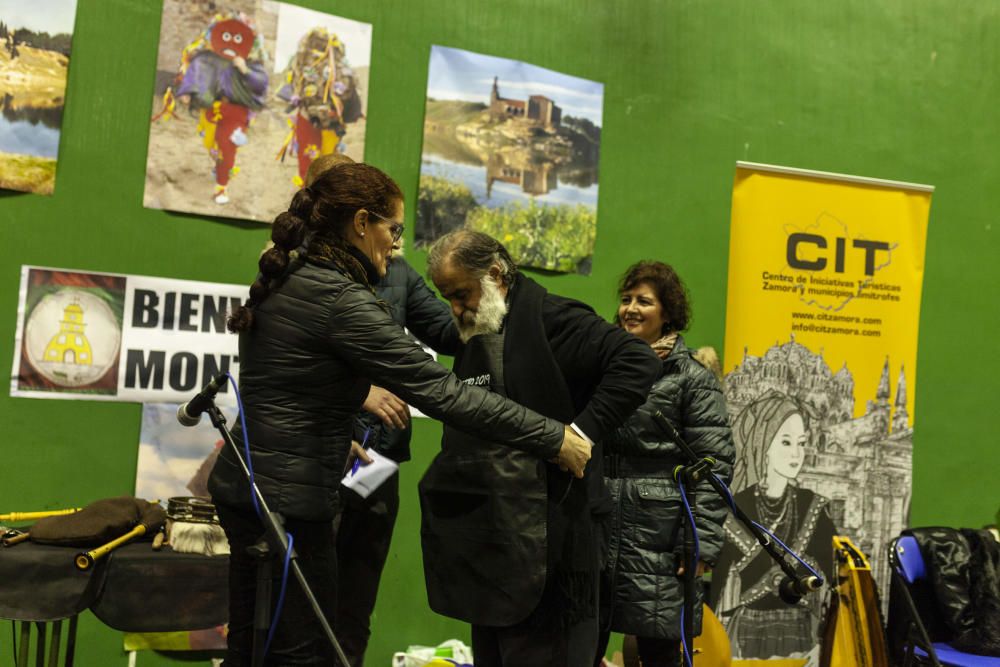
[{"left": 341, "top": 449, "right": 398, "bottom": 498}]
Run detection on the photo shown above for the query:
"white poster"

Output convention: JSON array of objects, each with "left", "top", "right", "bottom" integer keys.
[{"left": 11, "top": 266, "right": 245, "bottom": 404}]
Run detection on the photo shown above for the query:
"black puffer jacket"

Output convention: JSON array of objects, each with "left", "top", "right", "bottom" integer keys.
[
  {"left": 895, "top": 527, "right": 1000, "bottom": 657},
  {"left": 601, "top": 336, "right": 735, "bottom": 639},
  {"left": 208, "top": 256, "right": 563, "bottom": 521}
]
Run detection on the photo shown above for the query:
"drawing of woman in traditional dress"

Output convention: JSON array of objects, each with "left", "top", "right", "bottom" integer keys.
[{"left": 709, "top": 391, "right": 836, "bottom": 659}]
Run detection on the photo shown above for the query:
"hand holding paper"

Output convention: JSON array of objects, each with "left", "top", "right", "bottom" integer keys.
[{"left": 342, "top": 449, "right": 398, "bottom": 499}]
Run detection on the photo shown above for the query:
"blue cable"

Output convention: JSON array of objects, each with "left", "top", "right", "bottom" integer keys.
[
  {"left": 226, "top": 372, "right": 261, "bottom": 518},
  {"left": 750, "top": 520, "right": 823, "bottom": 582},
  {"left": 710, "top": 472, "right": 824, "bottom": 584},
  {"left": 225, "top": 371, "right": 296, "bottom": 658},
  {"left": 264, "top": 532, "right": 294, "bottom": 655},
  {"left": 679, "top": 606, "right": 693, "bottom": 667},
  {"left": 677, "top": 481, "right": 701, "bottom": 564},
  {"left": 677, "top": 480, "right": 699, "bottom": 667}
]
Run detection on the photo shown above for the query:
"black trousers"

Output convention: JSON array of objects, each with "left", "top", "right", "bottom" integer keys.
[
  {"left": 471, "top": 576, "right": 600, "bottom": 667},
  {"left": 217, "top": 503, "right": 339, "bottom": 666},
  {"left": 594, "top": 631, "right": 681, "bottom": 667},
  {"left": 333, "top": 472, "right": 400, "bottom": 667}
]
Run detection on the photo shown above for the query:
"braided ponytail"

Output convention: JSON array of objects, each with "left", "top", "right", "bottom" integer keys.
[{"left": 227, "top": 191, "right": 311, "bottom": 333}]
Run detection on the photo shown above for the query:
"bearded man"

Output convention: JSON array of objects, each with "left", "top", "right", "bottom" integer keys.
[{"left": 420, "top": 230, "right": 660, "bottom": 666}]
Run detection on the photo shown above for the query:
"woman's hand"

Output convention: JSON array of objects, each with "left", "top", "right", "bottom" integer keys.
[
  {"left": 677, "top": 560, "right": 711, "bottom": 577},
  {"left": 345, "top": 440, "right": 373, "bottom": 473},
  {"left": 552, "top": 426, "right": 591, "bottom": 478},
  {"left": 363, "top": 386, "right": 410, "bottom": 429}
]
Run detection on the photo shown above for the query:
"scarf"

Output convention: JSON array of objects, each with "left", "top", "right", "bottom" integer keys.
[
  {"left": 307, "top": 236, "right": 379, "bottom": 289},
  {"left": 650, "top": 331, "right": 679, "bottom": 360}
]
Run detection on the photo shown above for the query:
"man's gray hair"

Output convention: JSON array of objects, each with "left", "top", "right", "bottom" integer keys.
[{"left": 427, "top": 230, "right": 517, "bottom": 286}]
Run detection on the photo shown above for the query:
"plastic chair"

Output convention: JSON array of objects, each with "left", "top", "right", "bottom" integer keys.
[{"left": 889, "top": 535, "right": 1000, "bottom": 666}]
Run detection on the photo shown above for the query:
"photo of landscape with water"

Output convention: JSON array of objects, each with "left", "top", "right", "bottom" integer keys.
[
  {"left": 0, "top": 1, "right": 76, "bottom": 195},
  {"left": 417, "top": 46, "right": 603, "bottom": 274}
]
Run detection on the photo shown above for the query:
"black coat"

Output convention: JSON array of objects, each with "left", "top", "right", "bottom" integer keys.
[
  {"left": 208, "top": 257, "right": 563, "bottom": 521},
  {"left": 420, "top": 274, "right": 660, "bottom": 625},
  {"left": 897, "top": 527, "right": 1000, "bottom": 657},
  {"left": 602, "top": 337, "right": 736, "bottom": 639}
]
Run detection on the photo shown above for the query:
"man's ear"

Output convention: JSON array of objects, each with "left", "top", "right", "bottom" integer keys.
[
  {"left": 353, "top": 209, "right": 369, "bottom": 237},
  {"left": 488, "top": 263, "right": 503, "bottom": 282}
]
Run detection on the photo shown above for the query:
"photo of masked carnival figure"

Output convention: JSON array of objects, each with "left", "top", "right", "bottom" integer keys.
[
  {"left": 709, "top": 392, "right": 836, "bottom": 660},
  {"left": 595, "top": 261, "right": 735, "bottom": 667},
  {"left": 275, "top": 27, "right": 364, "bottom": 187},
  {"left": 165, "top": 13, "right": 268, "bottom": 205}
]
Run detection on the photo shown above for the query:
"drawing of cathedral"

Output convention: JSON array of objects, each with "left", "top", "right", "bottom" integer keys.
[
  {"left": 42, "top": 301, "right": 93, "bottom": 366},
  {"left": 725, "top": 335, "right": 912, "bottom": 589}
]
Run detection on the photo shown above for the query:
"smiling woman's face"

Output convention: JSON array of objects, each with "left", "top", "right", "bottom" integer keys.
[
  {"left": 618, "top": 281, "right": 666, "bottom": 345},
  {"left": 766, "top": 413, "right": 807, "bottom": 480}
]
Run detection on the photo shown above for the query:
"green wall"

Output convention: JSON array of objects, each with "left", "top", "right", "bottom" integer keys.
[{"left": 1, "top": 0, "right": 997, "bottom": 664}]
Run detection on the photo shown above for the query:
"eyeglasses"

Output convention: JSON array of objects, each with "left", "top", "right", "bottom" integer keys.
[{"left": 370, "top": 211, "right": 405, "bottom": 243}]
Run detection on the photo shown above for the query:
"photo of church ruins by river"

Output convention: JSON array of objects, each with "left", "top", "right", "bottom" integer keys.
[
  {"left": 416, "top": 46, "right": 603, "bottom": 274},
  {"left": 0, "top": 1, "right": 76, "bottom": 195}
]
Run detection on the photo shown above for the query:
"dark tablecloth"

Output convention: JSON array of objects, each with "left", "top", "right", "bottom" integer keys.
[{"left": 0, "top": 541, "right": 228, "bottom": 631}]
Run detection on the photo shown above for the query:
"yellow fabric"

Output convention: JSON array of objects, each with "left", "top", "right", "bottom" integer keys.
[
  {"left": 151, "top": 88, "right": 176, "bottom": 122},
  {"left": 123, "top": 631, "right": 191, "bottom": 651},
  {"left": 724, "top": 165, "right": 931, "bottom": 423},
  {"left": 694, "top": 604, "right": 732, "bottom": 666},
  {"left": 197, "top": 106, "right": 219, "bottom": 151},
  {"left": 275, "top": 117, "right": 296, "bottom": 162},
  {"left": 320, "top": 129, "right": 338, "bottom": 155}
]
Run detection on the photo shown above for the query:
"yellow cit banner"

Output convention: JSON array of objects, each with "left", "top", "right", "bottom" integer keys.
[{"left": 710, "top": 162, "right": 931, "bottom": 663}]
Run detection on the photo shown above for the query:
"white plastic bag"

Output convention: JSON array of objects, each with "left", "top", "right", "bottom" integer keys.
[{"left": 391, "top": 638, "right": 473, "bottom": 667}]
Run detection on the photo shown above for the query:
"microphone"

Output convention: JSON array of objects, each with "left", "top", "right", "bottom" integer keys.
[
  {"left": 778, "top": 574, "right": 823, "bottom": 604},
  {"left": 177, "top": 373, "right": 230, "bottom": 427}
]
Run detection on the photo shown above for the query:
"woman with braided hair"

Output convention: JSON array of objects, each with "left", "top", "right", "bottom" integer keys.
[
  {"left": 208, "top": 162, "right": 591, "bottom": 665},
  {"left": 708, "top": 392, "right": 836, "bottom": 660}
]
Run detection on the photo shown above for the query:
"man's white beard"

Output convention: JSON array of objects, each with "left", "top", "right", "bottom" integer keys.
[{"left": 456, "top": 275, "right": 508, "bottom": 343}]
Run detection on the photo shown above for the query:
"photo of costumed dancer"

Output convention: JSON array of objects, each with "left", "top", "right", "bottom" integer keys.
[
  {"left": 159, "top": 13, "right": 268, "bottom": 205},
  {"left": 275, "top": 27, "right": 364, "bottom": 187}
]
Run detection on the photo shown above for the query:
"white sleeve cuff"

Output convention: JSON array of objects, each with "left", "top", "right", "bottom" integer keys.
[{"left": 570, "top": 422, "right": 594, "bottom": 446}]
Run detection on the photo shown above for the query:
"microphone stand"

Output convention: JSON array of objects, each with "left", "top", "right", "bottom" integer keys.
[
  {"left": 651, "top": 411, "right": 823, "bottom": 662},
  {"left": 203, "top": 401, "right": 351, "bottom": 667}
]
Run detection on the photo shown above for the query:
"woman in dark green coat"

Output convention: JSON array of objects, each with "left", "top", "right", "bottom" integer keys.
[{"left": 596, "top": 261, "right": 736, "bottom": 667}]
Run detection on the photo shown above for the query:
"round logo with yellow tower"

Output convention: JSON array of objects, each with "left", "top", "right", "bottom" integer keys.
[{"left": 23, "top": 289, "right": 122, "bottom": 388}]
